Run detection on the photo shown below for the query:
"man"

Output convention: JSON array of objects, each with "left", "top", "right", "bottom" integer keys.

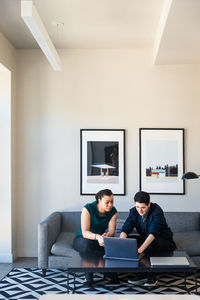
[{"left": 120, "top": 191, "right": 176, "bottom": 286}]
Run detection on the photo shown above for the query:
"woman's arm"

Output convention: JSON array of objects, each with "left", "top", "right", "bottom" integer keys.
[
  {"left": 81, "top": 207, "right": 95, "bottom": 239},
  {"left": 81, "top": 207, "right": 104, "bottom": 246},
  {"left": 103, "top": 213, "right": 118, "bottom": 237}
]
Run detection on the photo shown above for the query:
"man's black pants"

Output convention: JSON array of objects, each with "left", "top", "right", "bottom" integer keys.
[{"left": 136, "top": 235, "right": 176, "bottom": 256}]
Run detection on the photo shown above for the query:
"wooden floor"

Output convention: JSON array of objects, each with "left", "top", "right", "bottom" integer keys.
[{"left": 0, "top": 257, "right": 38, "bottom": 280}]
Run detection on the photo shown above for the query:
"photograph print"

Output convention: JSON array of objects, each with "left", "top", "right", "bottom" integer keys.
[
  {"left": 139, "top": 128, "right": 185, "bottom": 195},
  {"left": 81, "top": 129, "right": 125, "bottom": 195}
]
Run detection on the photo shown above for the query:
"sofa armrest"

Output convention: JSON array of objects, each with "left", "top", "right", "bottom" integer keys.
[{"left": 38, "top": 212, "right": 61, "bottom": 269}]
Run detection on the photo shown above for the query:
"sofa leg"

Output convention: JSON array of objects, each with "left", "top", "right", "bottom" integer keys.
[{"left": 42, "top": 269, "right": 46, "bottom": 277}]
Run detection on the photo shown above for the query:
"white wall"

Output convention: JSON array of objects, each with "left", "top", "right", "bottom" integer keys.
[
  {"left": 16, "top": 48, "right": 200, "bottom": 257},
  {"left": 0, "top": 66, "right": 11, "bottom": 262},
  {"left": 0, "top": 32, "right": 16, "bottom": 262}
]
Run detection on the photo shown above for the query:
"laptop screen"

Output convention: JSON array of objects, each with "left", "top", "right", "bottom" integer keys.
[{"left": 104, "top": 237, "right": 139, "bottom": 261}]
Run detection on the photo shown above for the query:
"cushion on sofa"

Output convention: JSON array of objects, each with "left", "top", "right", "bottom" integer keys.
[
  {"left": 173, "top": 231, "right": 200, "bottom": 256},
  {"left": 165, "top": 212, "right": 200, "bottom": 233},
  {"left": 51, "top": 232, "right": 75, "bottom": 257},
  {"left": 115, "top": 218, "right": 125, "bottom": 236}
]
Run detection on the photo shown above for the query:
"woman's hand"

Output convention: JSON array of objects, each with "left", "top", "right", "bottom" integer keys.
[
  {"left": 120, "top": 232, "right": 127, "bottom": 238},
  {"left": 96, "top": 234, "right": 104, "bottom": 246}
]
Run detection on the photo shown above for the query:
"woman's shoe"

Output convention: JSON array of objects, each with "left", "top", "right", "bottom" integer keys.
[
  {"left": 84, "top": 273, "right": 93, "bottom": 286},
  {"left": 128, "top": 273, "right": 147, "bottom": 284}
]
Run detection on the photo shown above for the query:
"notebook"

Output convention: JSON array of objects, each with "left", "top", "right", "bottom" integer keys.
[
  {"left": 103, "top": 237, "right": 139, "bottom": 261},
  {"left": 150, "top": 256, "right": 190, "bottom": 267}
]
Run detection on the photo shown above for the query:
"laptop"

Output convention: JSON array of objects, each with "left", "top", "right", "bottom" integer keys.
[
  {"left": 150, "top": 256, "right": 190, "bottom": 267},
  {"left": 103, "top": 237, "right": 139, "bottom": 261},
  {"left": 105, "top": 257, "right": 139, "bottom": 268}
]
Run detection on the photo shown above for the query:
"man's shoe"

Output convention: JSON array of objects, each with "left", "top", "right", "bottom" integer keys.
[
  {"left": 144, "top": 274, "right": 158, "bottom": 286},
  {"left": 104, "top": 273, "right": 119, "bottom": 285},
  {"left": 128, "top": 273, "right": 147, "bottom": 284}
]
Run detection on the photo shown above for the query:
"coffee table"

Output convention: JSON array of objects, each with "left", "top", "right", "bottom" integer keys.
[{"left": 67, "top": 251, "right": 198, "bottom": 294}]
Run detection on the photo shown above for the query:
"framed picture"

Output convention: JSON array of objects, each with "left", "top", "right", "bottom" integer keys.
[
  {"left": 80, "top": 129, "right": 125, "bottom": 195},
  {"left": 139, "top": 128, "right": 185, "bottom": 195}
]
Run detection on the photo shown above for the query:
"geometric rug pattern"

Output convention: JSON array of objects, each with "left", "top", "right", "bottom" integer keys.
[{"left": 0, "top": 268, "right": 199, "bottom": 300}]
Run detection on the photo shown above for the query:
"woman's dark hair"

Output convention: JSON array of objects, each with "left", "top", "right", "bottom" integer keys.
[
  {"left": 134, "top": 191, "right": 150, "bottom": 205},
  {"left": 95, "top": 189, "right": 113, "bottom": 202}
]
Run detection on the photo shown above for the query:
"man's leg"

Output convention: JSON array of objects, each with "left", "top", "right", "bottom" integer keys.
[
  {"left": 145, "top": 237, "right": 176, "bottom": 256},
  {"left": 130, "top": 235, "right": 158, "bottom": 286},
  {"left": 144, "top": 238, "right": 176, "bottom": 286}
]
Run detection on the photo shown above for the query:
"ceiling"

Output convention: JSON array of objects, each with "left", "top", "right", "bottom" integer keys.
[{"left": 0, "top": 0, "right": 200, "bottom": 64}]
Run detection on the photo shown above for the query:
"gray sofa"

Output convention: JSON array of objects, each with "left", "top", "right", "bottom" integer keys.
[{"left": 38, "top": 211, "right": 200, "bottom": 275}]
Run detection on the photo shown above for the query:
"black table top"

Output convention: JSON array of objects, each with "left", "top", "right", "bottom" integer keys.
[{"left": 68, "top": 250, "right": 197, "bottom": 273}]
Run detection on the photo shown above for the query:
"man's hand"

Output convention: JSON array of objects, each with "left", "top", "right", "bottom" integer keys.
[
  {"left": 138, "top": 246, "right": 144, "bottom": 254},
  {"left": 138, "top": 233, "right": 155, "bottom": 254}
]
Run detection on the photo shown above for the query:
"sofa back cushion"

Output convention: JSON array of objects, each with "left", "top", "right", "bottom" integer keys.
[
  {"left": 117, "top": 212, "right": 200, "bottom": 234},
  {"left": 164, "top": 212, "right": 200, "bottom": 233},
  {"left": 60, "top": 211, "right": 200, "bottom": 234},
  {"left": 61, "top": 212, "right": 81, "bottom": 232},
  {"left": 61, "top": 211, "right": 129, "bottom": 233}
]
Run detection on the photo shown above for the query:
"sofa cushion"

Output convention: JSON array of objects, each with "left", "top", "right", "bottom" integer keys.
[
  {"left": 190, "top": 256, "right": 200, "bottom": 268},
  {"left": 51, "top": 232, "right": 75, "bottom": 257},
  {"left": 48, "top": 253, "right": 76, "bottom": 269},
  {"left": 165, "top": 212, "right": 200, "bottom": 233},
  {"left": 173, "top": 231, "right": 200, "bottom": 256},
  {"left": 115, "top": 218, "right": 125, "bottom": 236}
]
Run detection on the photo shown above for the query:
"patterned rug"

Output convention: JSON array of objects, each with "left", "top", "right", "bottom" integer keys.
[{"left": 0, "top": 268, "right": 199, "bottom": 300}]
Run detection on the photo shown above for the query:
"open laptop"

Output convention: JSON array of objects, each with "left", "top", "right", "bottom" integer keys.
[
  {"left": 105, "top": 257, "right": 139, "bottom": 268},
  {"left": 150, "top": 256, "right": 190, "bottom": 267},
  {"left": 103, "top": 237, "right": 139, "bottom": 261}
]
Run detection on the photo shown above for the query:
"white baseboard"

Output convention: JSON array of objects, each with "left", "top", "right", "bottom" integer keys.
[{"left": 0, "top": 253, "right": 13, "bottom": 263}]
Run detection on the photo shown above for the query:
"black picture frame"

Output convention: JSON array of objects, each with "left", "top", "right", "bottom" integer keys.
[
  {"left": 80, "top": 129, "right": 125, "bottom": 195},
  {"left": 139, "top": 128, "right": 185, "bottom": 195}
]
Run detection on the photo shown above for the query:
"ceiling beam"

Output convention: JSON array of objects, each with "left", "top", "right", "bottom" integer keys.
[
  {"left": 21, "top": 0, "right": 61, "bottom": 71},
  {"left": 153, "top": 0, "right": 172, "bottom": 65}
]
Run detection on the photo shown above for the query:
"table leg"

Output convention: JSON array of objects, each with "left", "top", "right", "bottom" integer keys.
[
  {"left": 67, "top": 271, "right": 69, "bottom": 293},
  {"left": 195, "top": 271, "right": 198, "bottom": 295},
  {"left": 73, "top": 272, "right": 75, "bottom": 294},
  {"left": 184, "top": 273, "right": 187, "bottom": 293}
]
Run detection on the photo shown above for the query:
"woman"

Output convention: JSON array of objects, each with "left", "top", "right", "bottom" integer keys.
[{"left": 73, "top": 188, "right": 118, "bottom": 284}]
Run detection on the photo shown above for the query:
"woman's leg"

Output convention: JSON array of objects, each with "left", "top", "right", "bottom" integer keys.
[
  {"left": 73, "top": 235, "right": 103, "bottom": 253},
  {"left": 73, "top": 235, "right": 104, "bottom": 285}
]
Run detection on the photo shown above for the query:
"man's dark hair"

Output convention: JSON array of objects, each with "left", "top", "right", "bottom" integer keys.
[
  {"left": 95, "top": 189, "right": 113, "bottom": 202},
  {"left": 134, "top": 191, "right": 150, "bottom": 205}
]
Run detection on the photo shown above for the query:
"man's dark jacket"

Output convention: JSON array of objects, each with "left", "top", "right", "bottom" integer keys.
[{"left": 121, "top": 203, "right": 173, "bottom": 240}]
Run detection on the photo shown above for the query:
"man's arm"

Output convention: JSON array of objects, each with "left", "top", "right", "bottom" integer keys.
[{"left": 138, "top": 233, "right": 155, "bottom": 254}]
